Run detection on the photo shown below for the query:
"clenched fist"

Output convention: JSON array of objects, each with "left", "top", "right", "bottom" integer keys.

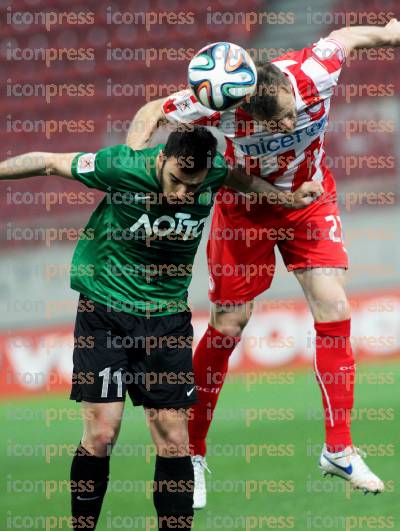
[{"left": 278, "top": 181, "right": 324, "bottom": 209}]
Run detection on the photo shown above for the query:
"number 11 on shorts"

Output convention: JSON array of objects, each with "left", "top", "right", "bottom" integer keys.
[{"left": 99, "top": 367, "right": 123, "bottom": 398}]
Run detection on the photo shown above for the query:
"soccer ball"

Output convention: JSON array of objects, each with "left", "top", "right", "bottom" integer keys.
[{"left": 188, "top": 42, "right": 257, "bottom": 111}]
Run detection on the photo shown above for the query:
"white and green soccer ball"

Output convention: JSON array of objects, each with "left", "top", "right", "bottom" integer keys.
[{"left": 188, "top": 41, "right": 257, "bottom": 111}]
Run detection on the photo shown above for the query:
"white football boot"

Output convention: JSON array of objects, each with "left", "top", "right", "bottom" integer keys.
[
  {"left": 192, "top": 455, "right": 211, "bottom": 509},
  {"left": 319, "top": 444, "right": 384, "bottom": 494}
]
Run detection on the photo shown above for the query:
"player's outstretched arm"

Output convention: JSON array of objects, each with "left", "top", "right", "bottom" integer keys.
[
  {"left": 328, "top": 18, "right": 400, "bottom": 54},
  {"left": 224, "top": 166, "right": 324, "bottom": 209},
  {"left": 0, "top": 152, "right": 78, "bottom": 180},
  {"left": 126, "top": 97, "right": 169, "bottom": 150}
]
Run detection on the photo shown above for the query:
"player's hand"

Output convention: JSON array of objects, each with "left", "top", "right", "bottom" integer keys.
[
  {"left": 385, "top": 18, "right": 400, "bottom": 46},
  {"left": 278, "top": 181, "right": 324, "bottom": 209}
]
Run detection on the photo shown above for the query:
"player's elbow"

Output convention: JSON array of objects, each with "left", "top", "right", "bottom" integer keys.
[
  {"left": 135, "top": 98, "right": 166, "bottom": 125},
  {"left": 40, "top": 153, "right": 57, "bottom": 175},
  {"left": 24, "top": 152, "right": 52, "bottom": 176},
  {"left": 127, "top": 98, "right": 167, "bottom": 149}
]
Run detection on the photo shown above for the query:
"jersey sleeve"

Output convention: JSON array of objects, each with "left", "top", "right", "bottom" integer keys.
[
  {"left": 309, "top": 37, "right": 346, "bottom": 88},
  {"left": 71, "top": 145, "right": 130, "bottom": 191},
  {"left": 163, "top": 89, "right": 222, "bottom": 127}
]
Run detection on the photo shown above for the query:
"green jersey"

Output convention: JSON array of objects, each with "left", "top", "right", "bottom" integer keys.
[{"left": 70, "top": 144, "right": 227, "bottom": 317}]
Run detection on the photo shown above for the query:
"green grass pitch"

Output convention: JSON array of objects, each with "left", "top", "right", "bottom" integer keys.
[{"left": 1, "top": 363, "right": 398, "bottom": 530}]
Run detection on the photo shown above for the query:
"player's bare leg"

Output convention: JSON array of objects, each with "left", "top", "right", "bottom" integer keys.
[
  {"left": 71, "top": 401, "right": 124, "bottom": 529},
  {"left": 146, "top": 407, "right": 190, "bottom": 456},
  {"left": 190, "top": 267, "right": 383, "bottom": 500},
  {"left": 210, "top": 300, "right": 254, "bottom": 337},
  {"left": 146, "top": 407, "right": 194, "bottom": 529},
  {"left": 189, "top": 301, "right": 253, "bottom": 508},
  {"left": 81, "top": 401, "right": 124, "bottom": 456},
  {"left": 295, "top": 267, "right": 384, "bottom": 493}
]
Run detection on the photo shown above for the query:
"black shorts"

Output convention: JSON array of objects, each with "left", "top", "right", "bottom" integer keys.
[{"left": 70, "top": 294, "right": 196, "bottom": 409}]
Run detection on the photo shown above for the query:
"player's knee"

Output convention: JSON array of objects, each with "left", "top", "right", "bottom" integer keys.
[
  {"left": 316, "top": 296, "right": 351, "bottom": 322},
  {"left": 213, "top": 312, "right": 249, "bottom": 337},
  {"left": 336, "top": 299, "right": 351, "bottom": 321},
  {"left": 83, "top": 424, "right": 119, "bottom": 456},
  {"left": 212, "top": 303, "right": 252, "bottom": 338},
  {"left": 158, "top": 425, "right": 189, "bottom": 457},
  {"left": 215, "top": 321, "right": 246, "bottom": 337}
]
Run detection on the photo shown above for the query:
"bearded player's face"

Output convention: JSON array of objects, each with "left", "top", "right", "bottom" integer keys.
[{"left": 156, "top": 152, "right": 207, "bottom": 201}]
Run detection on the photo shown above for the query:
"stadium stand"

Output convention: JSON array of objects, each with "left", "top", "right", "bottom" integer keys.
[{"left": 0, "top": 0, "right": 264, "bottom": 237}]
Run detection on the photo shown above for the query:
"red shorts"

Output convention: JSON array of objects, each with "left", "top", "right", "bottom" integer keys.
[{"left": 207, "top": 177, "right": 348, "bottom": 305}]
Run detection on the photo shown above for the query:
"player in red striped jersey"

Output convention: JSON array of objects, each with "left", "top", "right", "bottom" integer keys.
[{"left": 127, "top": 20, "right": 400, "bottom": 502}]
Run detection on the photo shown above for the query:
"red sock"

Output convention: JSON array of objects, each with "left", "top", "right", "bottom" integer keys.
[
  {"left": 189, "top": 324, "right": 240, "bottom": 456},
  {"left": 314, "top": 319, "right": 355, "bottom": 453}
]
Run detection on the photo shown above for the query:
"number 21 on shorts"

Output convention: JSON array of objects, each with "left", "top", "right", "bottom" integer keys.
[{"left": 325, "top": 214, "right": 347, "bottom": 252}]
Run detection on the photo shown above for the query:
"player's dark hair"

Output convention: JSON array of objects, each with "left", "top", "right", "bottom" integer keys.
[
  {"left": 163, "top": 126, "right": 217, "bottom": 174},
  {"left": 241, "top": 61, "right": 291, "bottom": 119}
]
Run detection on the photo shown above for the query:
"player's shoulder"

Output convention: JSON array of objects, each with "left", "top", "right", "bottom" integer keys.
[
  {"left": 272, "top": 46, "right": 312, "bottom": 66},
  {"left": 96, "top": 143, "right": 131, "bottom": 163},
  {"left": 212, "top": 151, "right": 227, "bottom": 169},
  {"left": 100, "top": 143, "right": 161, "bottom": 164},
  {"left": 164, "top": 89, "right": 196, "bottom": 111},
  {"left": 273, "top": 38, "right": 345, "bottom": 98},
  {"left": 92, "top": 144, "right": 133, "bottom": 176},
  {"left": 205, "top": 151, "right": 228, "bottom": 188},
  {"left": 96, "top": 144, "right": 162, "bottom": 182},
  {"left": 163, "top": 89, "right": 220, "bottom": 124},
  {"left": 273, "top": 38, "right": 345, "bottom": 67}
]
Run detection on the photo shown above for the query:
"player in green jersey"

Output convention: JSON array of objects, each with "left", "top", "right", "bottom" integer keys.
[{"left": 0, "top": 126, "right": 322, "bottom": 530}]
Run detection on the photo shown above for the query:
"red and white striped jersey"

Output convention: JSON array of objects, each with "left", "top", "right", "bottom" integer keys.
[{"left": 163, "top": 38, "right": 346, "bottom": 192}]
